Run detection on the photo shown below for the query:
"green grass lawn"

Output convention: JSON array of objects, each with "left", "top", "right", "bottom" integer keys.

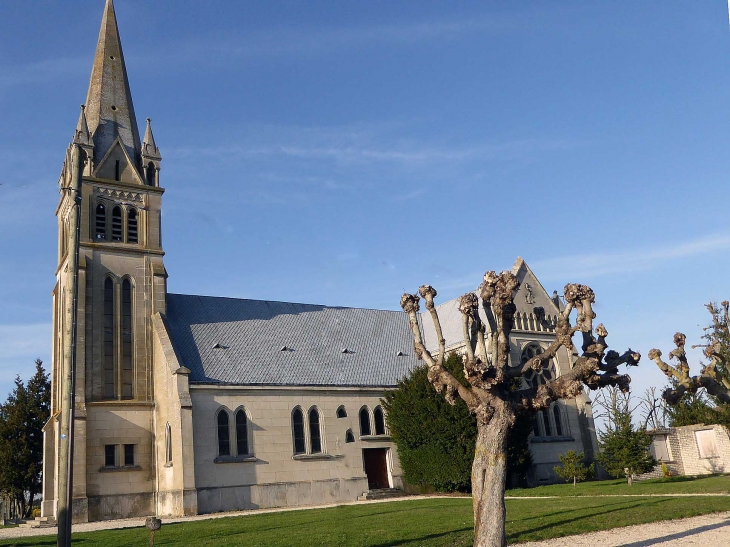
[
  {"left": 2, "top": 490, "right": 729, "bottom": 547},
  {"left": 507, "top": 474, "right": 730, "bottom": 497}
]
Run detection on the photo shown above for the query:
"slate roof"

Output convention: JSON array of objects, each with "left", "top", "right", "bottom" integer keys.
[{"left": 165, "top": 293, "right": 420, "bottom": 387}]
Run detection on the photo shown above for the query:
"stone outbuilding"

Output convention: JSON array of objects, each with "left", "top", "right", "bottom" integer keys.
[{"left": 638, "top": 424, "right": 730, "bottom": 480}]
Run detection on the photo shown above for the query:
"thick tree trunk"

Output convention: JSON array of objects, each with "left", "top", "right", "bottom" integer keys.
[{"left": 471, "top": 412, "right": 511, "bottom": 547}]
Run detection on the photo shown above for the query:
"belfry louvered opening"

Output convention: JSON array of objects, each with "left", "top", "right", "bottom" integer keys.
[
  {"left": 95, "top": 203, "right": 106, "bottom": 240},
  {"left": 127, "top": 208, "right": 138, "bottom": 243},
  {"left": 111, "top": 206, "right": 123, "bottom": 241}
]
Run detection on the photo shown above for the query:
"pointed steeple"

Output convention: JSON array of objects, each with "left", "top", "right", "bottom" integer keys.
[
  {"left": 73, "top": 105, "right": 93, "bottom": 147},
  {"left": 142, "top": 118, "right": 161, "bottom": 160},
  {"left": 84, "top": 0, "right": 141, "bottom": 170}
]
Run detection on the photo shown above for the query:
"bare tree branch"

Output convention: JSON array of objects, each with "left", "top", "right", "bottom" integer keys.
[{"left": 400, "top": 270, "right": 639, "bottom": 547}]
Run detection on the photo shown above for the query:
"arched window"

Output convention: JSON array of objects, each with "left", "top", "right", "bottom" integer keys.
[
  {"left": 217, "top": 410, "right": 230, "bottom": 456},
  {"left": 309, "top": 407, "right": 322, "bottom": 454},
  {"left": 336, "top": 406, "right": 347, "bottom": 418},
  {"left": 165, "top": 422, "right": 172, "bottom": 466},
  {"left": 95, "top": 203, "right": 106, "bottom": 240},
  {"left": 553, "top": 404, "right": 563, "bottom": 437},
  {"left": 292, "top": 408, "right": 305, "bottom": 455},
  {"left": 359, "top": 407, "right": 371, "bottom": 437},
  {"left": 542, "top": 409, "right": 553, "bottom": 436},
  {"left": 127, "top": 208, "right": 138, "bottom": 244},
  {"left": 236, "top": 409, "right": 249, "bottom": 456},
  {"left": 374, "top": 406, "right": 386, "bottom": 435},
  {"left": 345, "top": 429, "right": 355, "bottom": 443},
  {"left": 111, "top": 206, "right": 122, "bottom": 241},
  {"left": 146, "top": 162, "right": 156, "bottom": 186},
  {"left": 121, "top": 279, "right": 133, "bottom": 399},
  {"left": 103, "top": 278, "right": 115, "bottom": 399}
]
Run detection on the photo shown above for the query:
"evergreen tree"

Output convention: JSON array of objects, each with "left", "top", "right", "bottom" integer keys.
[
  {"left": 596, "top": 410, "right": 655, "bottom": 485},
  {"left": 553, "top": 450, "right": 593, "bottom": 487},
  {"left": 0, "top": 360, "right": 51, "bottom": 518},
  {"left": 383, "top": 353, "right": 533, "bottom": 492}
]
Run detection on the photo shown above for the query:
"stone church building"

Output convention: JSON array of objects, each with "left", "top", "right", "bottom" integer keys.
[{"left": 43, "top": 0, "right": 601, "bottom": 522}]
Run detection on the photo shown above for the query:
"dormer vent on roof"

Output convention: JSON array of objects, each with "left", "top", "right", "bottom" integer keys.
[
  {"left": 280, "top": 346, "right": 294, "bottom": 352},
  {"left": 396, "top": 351, "right": 405, "bottom": 357},
  {"left": 341, "top": 348, "right": 355, "bottom": 354}
]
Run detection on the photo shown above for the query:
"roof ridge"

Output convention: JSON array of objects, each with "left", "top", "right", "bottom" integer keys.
[{"left": 167, "top": 292, "right": 404, "bottom": 314}]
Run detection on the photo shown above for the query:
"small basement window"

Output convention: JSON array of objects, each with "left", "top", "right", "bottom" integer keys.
[
  {"left": 124, "top": 444, "right": 135, "bottom": 466},
  {"left": 104, "top": 445, "right": 116, "bottom": 467}
]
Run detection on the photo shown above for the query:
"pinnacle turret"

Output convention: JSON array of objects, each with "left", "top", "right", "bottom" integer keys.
[
  {"left": 73, "top": 105, "right": 93, "bottom": 147},
  {"left": 84, "top": 0, "right": 141, "bottom": 169},
  {"left": 142, "top": 118, "right": 161, "bottom": 160}
]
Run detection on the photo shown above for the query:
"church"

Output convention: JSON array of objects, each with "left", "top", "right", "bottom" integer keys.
[{"left": 43, "top": 0, "right": 601, "bottom": 523}]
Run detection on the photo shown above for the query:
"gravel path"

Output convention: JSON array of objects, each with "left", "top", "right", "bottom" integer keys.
[
  {"left": 517, "top": 511, "right": 730, "bottom": 547},
  {"left": 1, "top": 497, "right": 728, "bottom": 546}
]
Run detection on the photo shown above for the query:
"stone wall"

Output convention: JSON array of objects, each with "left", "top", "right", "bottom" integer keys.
[
  {"left": 636, "top": 425, "right": 730, "bottom": 481},
  {"left": 190, "top": 386, "right": 404, "bottom": 514}
]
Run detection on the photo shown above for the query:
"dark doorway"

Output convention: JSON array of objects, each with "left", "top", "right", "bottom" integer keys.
[{"left": 363, "top": 448, "right": 390, "bottom": 489}]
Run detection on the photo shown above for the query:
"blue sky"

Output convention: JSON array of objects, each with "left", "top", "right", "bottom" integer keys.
[{"left": 2, "top": 1, "right": 730, "bottom": 407}]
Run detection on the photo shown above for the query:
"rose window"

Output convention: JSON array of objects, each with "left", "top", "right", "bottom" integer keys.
[{"left": 521, "top": 344, "right": 556, "bottom": 387}]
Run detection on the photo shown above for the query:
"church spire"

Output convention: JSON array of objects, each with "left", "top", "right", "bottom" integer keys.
[{"left": 84, "top": 0, "right": 141, "bottom": 169}]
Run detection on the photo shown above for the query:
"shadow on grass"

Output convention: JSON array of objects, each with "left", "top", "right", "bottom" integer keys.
[
  {"left": 618, "top": 517, "right": 730, "bottom": 547},
  {"left": 507, "top": 499, "right": 665, "bottom": 541},
  {"left": 369, "top": 527, "right": 473, "bottom": 547}
]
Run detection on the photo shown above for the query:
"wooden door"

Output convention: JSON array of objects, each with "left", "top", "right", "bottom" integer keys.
[{"left": 363, "top": 448, "right": 390, "bottom": 489}]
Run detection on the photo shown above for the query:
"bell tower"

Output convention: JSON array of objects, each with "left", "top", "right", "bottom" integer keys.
[{"left": 44, "top": 0, "right": 167, "bottom": 523}]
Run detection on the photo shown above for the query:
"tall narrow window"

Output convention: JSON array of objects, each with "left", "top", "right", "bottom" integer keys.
[
  {"left": 236, "top": 409, "right": 249, "bottom": 456},
  {"left": 95, "top": 203, "right": 106, "bottom": 240},
  {"left": 359, "top": 407, "right": 371, "bottom": 436},
  {"left": 374, "top": 407, "right": 386, "bottom": 435},
  {"left": 127, "top": 208, "right": 138, "bottom": 244},
  {"left": 111, "top": 206, "right": 122, "bottom": 241},
  {"left": 309, "top": 408, "right": 322, "bottom": 454},
  {"left": 542, "top": 409, "right": 553, "bottom": 436},
  {"left": 217, "top": 411, "right": 230, "bottom": 456},
  {"left": 553, "top": 405, "right": 563, "bottom": 437},
  {"left": 115, "top": 159, "right": 121, "bottom": 181},
  {"left": 103, "top": 278, "right": 115, "bottom": 399},
  {"left": 121, "top": 279, "right": 133, "bottom": 399},
  {"left": 165, "top": 422, "right": 173, "bottom": 466},
  {"left": 292, "top": 408, "right": 305, "bottom": 455},
  {"left": 533, "top": 416, "right": 541, "bottom": 437},
  {"left": 146, "top": 162, "right": 156, "bottom": 186}
]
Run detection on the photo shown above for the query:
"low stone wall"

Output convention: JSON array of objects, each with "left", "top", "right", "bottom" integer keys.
[
  {"left": 197, "top": 477, "right": 369, "bottom": 514},
  {"left": 87, "top": 492, "right": 154, "bottom": 522}
]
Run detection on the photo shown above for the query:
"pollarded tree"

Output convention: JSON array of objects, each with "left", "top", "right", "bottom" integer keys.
[
  {"left": 649, "top": 301, "right": 730, "bottom": 408},
  {"left": 400, "top": 271, "right": 640, "bottom": 547}
]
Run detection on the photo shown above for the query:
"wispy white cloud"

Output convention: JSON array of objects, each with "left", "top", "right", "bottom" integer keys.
[
  {"left": 145, "top": 13, "right": 530, "bottom": 69},
  {"left": 168, "top": 126, "right": 578, "bottom": 167},
  {"left": 532, "top": 233, "right": 730, "bottom": 281}
]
